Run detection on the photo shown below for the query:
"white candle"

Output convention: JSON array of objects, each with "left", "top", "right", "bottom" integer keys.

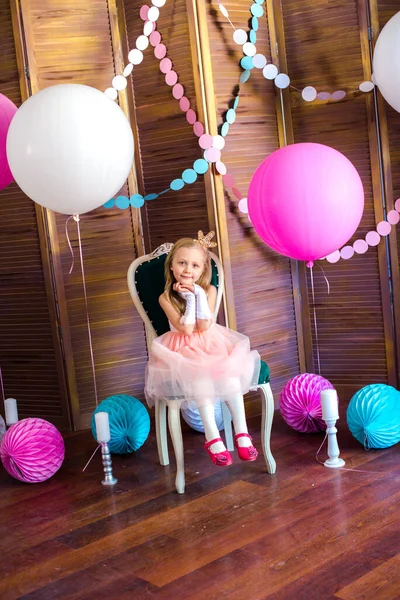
[
  {"left": 95, "top": 411, "right": 111, "bottom": 443},
  {"left": 320, "top": 389, "right": 339, "bottom": 421},
  {"left": 4, "top": 398, "right": 18, "bottom": 426}
]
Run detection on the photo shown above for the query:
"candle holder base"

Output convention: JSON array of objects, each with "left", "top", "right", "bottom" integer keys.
[
  {"left": 324, "top": 457, "right": 345, "bottom": 469},
  {"left": 101, "top": 476, "right": 118, "bottom": 486}
]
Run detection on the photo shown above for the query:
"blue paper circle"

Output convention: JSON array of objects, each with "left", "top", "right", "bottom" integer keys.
[
  {"left": 170, "top": 178, "right": 185, "bottom": 191},
  {"left": 240, "top": 56, "right": 254, "bottom": 70},
  {"left": 103, "top": 199, "right": 115, "bottom": 209},
  {"left": 250, "top": 30, "right": 257, "bottom": 44},
  {"left": 181, "top": 401, "right": 231, "bottom": 433},
  {"left": 91, "top": 395, "right": 150, "bottom": 454},
  {"left": 254, "top": 0, "right": 264, "bottom": 4},
  {"left": 347, "top": 384, "right": 400, "bottom": 449},
  {"left": 115, "top": 195, "right": 130, "bottom": 209},
  {"left": 182, "top": 169, "right": 198, "bottom": 184},
  {"left": 233, "top": 96, "right": 240, "bottom": 110},
  {"left": 251, "top": 16, "right": 259, "bottom": 31},
  {"left": 240, "top": 70, "right": 251, "bottom": 84},
  {"left": 251, "top": 4, "right": 263, "bottom": 17},
  {"left": 193, "top": 159, "right": 209, "bottom": 175},
  {"left": 144, "top": 193, "right": 158, "bottom": 201},
  {"left": 130, "top": 194, "right": 144, "bottom": 208},
  {"left": 221, "top": 122, "right": 230, "bottom": 137},
  {"left": 226, "top": 109, "right": 236, "bottom": 124}
]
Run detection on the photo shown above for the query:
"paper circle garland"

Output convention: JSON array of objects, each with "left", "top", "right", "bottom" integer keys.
[
  {"left": 280, "top": 373, "right": 335, "bottom": 433},
  {"left": 0, "top": 93, "right": 18, "bottom": 192},
  {"left": 0, "top": 418, "right": 65, "bottom": 483},
  {"left": 91, "top": 395, "right": 150, "bottom": 454},
  {"left": 181, "top": 401, "right": 231, "bottom": 433},
  {"left": 347, "top": 384, "right": 400, "bottom": 449}
]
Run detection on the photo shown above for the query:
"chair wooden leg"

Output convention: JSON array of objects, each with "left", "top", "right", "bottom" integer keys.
[
  {"left": 155, "top": 398, "right": 169, "bottom": 466},
  {"left": 259, "top": 383, "right": 276, "bottom": 474},
  {"left": 167, "top": 402, "right": 185, "bottom": 494},
  {"left": 221, "top": 401, "right": 234, "bottom": 451}
]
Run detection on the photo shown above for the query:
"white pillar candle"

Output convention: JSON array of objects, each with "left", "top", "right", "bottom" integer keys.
[
  {"left": 320, "top": 389, "right": 339, "bottom": 421},
  {"left": 4, "top": 398, "right": 18, "bottom": 426},
  {"left": 95, "top": 411, "right": 111, "bottom": 443}
]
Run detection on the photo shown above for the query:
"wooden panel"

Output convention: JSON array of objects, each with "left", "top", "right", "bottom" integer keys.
[
  {"left": 281, "top": 0, "right": 393, "bottom": 400},
  {"left": 123, "top": 0, "right": 211, "bottom": 249},
  {"left": 0, "top": 1, "right": 69, "bottom": 427},
  {"left": 205, "top": 2, "right": 301, "bottom": 405},
  {"left": 19, "top": 0, "right": 148, "bottom": 427}
]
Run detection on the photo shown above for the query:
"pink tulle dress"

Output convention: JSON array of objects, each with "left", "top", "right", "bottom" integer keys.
[{"left": 145, "top": 322, "right": 260, "bottom": 409}]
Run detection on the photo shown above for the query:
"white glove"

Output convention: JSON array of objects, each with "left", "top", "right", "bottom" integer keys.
[
  {"left": 194, "top": 284, "right": 212, "bottom": 320},
  {"left": 179, "top": 291, "right": 196, "bottom": 325}
]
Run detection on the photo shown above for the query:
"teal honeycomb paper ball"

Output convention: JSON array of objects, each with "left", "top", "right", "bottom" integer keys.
[
  {"left": 347, "top": 384, "right": 400, "bottom": 449},
  {"left": 91, "top": 395, "right": 150, "bottom": 454}
]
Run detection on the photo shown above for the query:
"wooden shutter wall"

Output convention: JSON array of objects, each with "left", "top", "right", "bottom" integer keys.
[
  {"left": 18, "top": 0, "right": 148, "bottom": 429},
  {"left": 280, "top": 0, "right": 395, "bottom": 399},
  {"left": 0, "top": 1, "right": 70, "bottom": 428},
  {"left": 204, "top": 2, "right": 302, "bottom": 406},
  {"left": 123, "top": 0, "right": 211, "bottom": 248}
]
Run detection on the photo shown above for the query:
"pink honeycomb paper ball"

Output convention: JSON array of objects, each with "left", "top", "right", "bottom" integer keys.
[
  {"left": 280, "top": 373, "right": 335, "bottom": 432},
  {"left": 0, "top": 418, "right": 65, "bottom": 483}
]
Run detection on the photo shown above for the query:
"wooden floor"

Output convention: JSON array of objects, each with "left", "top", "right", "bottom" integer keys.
[{"left": 0, "top": 412, "right": 399, "bottom": 600}]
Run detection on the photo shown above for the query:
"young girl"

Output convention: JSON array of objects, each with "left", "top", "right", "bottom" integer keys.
[{"left": 145, "top": 231, "right": 261, "bottom": 466}]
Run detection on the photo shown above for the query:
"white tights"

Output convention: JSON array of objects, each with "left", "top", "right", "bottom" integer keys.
[{"left": 199, "top": 395, "right": 251, "bottom": 453}]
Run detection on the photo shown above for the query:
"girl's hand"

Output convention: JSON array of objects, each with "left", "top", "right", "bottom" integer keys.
[{"left": 173, "top": 282, "right": 194, "bottom": 294}]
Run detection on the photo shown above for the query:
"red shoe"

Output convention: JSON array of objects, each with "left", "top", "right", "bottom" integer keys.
[
  {"left": 234, "top": 433, "right": 258, "bottom": 461},
  {"left": 204, "top": 438, "right": 233, "bottom": 467}
]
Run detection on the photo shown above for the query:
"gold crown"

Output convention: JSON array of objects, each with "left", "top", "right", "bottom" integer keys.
[{"left": 195, "top": 230, "right": 218, "bottom": 249}]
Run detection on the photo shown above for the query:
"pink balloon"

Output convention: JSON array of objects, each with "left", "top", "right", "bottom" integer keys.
[
  {"left": 248, "top": 143, "right": 364, "bottom": 261},
  {"left": 0, "top": 94, "right": 18, "bottom": 191}
]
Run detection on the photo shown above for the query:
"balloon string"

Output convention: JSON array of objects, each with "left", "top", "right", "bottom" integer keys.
[
  {"left": 82, "top": 443, "right": 101, "bottom": 472},
  {"left": 316, "top": 262, "right": 330, "bottom": 295},
  {"left": 75, "top": 215, "right": 99, "bottom": 407},
  {"left": 309, "top": 265, "right": 322, "bottom": 376},
  {"left": 65, "top": 215, "right": 76, "bottom": 275},
  {"left": 0, "top": 366, "right": 5, "bottom": 406}
]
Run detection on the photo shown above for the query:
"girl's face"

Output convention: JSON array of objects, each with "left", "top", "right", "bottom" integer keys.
[{"left": 171, "top": 246, "right": 205, "bottom": 285}]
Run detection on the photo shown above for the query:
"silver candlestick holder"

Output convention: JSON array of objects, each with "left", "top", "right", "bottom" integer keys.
[{"left": 101, "top": 442, "right": 118, "bottom": 485}]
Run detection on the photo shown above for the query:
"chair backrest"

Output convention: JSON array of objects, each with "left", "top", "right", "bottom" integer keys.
[{"left": 127, "top": 242, "right": 224, "bottom": 346}]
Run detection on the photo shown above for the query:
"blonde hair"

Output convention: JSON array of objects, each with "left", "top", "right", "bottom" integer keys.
[{"left": 165, "top": 238, "right": 212, "bottom": 316}]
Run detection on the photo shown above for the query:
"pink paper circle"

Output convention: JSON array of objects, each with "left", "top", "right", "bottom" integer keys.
[
  {"left": 377, "top": 221, "right": 391, "bottom": 236},
  {"left": 154, "top": 44, "right": 166, "bottom": 59},
  {"left": 366, "top": 231, "right": 380, "bottom": 246},
  {"left": 331, "top": 90, "right": 346, "bottom": 101},
  {"left": 205, "top": 147, "right": 221, "bottom": 163},
  {"left": 353, "top": 239, "right": 368, "bottom": 254},
  {"left": 395, "top": 198, "right": 400, "bottom": 212},
  {"left": 232, "top": 187, "right": 243, "bottom": 200},
  {"left": 179, "top": 96, "right": 190, "bottom": 112},
  {"left": 193, "top": 121, "right": 204, "bottom": 137},
  {"left": 199, "top": 134, "right": 213, "bottom": 149},
  {"left": 159, "top": 58, "right": 172, "bottom": 73},
  {"left": 317, "top": 92, "right": 331, "bottom": 100},
  {"left": 238, "top": 198, "right": 248, "bottom": 213},
  {"left": 186, "top": 109, "right": 197, "bottom": 125},
  {"left": 150, "top": 31, "right": 161, "bottom": 46},
  {"left": 215, "top": 161, "right": 227, "bottom": 175},
  {"left": 140, "top": 4, "right": 149, "bottom": 20},
  {"left": 387, "top": 209, "right": 400, "bottom": 225},
  {"left": 340, "top": 245, "right": 354, "bottom": 260},
  {"left": 326, "top": 250, "right": 340, "bottom": 263},
  {"left": 165, "top": 70, "right": 178, "bottom": 86},
  {"left": 172, "top": 83, "right": 184, "bottom": 99},
  {"left": 223, "top": 174, "right": 235, "bottom": 188}
]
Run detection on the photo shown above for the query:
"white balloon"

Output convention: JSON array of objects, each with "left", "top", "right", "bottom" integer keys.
[
  {"left": 373, "top": 11, "right": 400, "bottom": 113},
  {"left": 6, "top": 84, "right": 134, "bottom": 215}
]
